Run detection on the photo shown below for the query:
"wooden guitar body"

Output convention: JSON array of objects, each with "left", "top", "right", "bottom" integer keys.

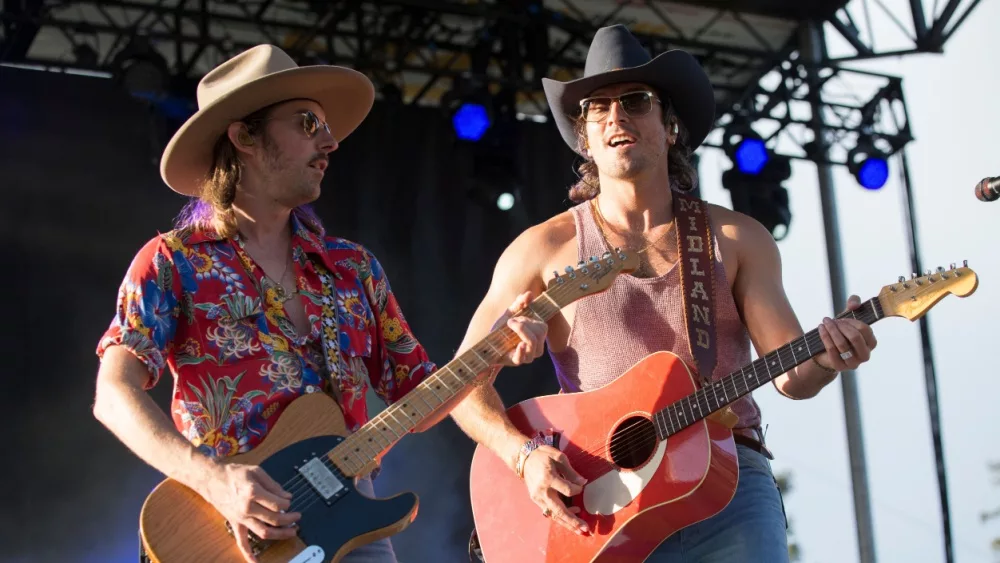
[
  {"left": 139, "top": 392, "right": 417, "bottom": 563},
  {"left": 469, "top": 351, "right": 739, "bottom": 563}
]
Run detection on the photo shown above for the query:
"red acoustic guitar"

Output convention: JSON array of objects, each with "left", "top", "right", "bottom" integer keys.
[{"left": 469, "top": 264, "right": 978, "bottom": 562}]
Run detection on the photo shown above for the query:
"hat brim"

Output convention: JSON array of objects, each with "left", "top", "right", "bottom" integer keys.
[
  {"left": 542, "top": 50, "right": 715, "bottom": 155},
  {"left": 160, "top": 65, "right": 375, "bottom": 196}
]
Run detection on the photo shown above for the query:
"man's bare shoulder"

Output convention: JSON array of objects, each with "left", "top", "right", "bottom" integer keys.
[
  {"left": 513, "top": 210, "right": 577, "bottom": 254},
  {"left": 492, "top": 209, "right": 578, "bottom": 288},
  {"left": 705, "top": 202, "right": 775, "bottom": 247}
]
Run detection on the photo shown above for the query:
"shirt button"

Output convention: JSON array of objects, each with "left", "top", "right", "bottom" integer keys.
[{"left": 306, "top": 385, "right": 316, "bottom": 393}]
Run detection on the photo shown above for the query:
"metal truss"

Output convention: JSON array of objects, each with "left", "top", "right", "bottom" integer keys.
[
  {"left": 706, "top": 56, "right": 913, "bottom": 168},
  {"left": 0, "top": 1, "right": 801, "bottom": 117},
  {"left": 0, "top": 0, "right": 981, "bottom": 165},
  {"left": 824, "top": 0, "right": 984, "bottom": 61}
]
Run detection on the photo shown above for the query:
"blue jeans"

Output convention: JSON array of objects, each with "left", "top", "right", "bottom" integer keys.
[
  {"left": 646, "top": 445, "right": 789, "bottom": 562},
  {"left": 340, "top": 475, "right": 399, "bottom": 563}
]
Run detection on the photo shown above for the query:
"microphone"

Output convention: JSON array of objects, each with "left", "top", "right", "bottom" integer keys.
[{"left": 976, "top": 177, "right": 1000, "bottom": 202}]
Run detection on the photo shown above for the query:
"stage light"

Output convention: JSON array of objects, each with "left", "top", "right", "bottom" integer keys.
[
  {"left": 848, "top": 137, "right": 890, "bottom": 190},
  {"left": 452, "top": 102, "right": 491, "bottom": 141},
  {"left": 496, "top": 192, "right": 515, "bottom": 211},
  {"left": 857, "top": 157, "right": 889, "bottom": 190},
  {"left": 722, "top": 153, "right": 793, "bottom": 241},
  {"left": 734, "top": 137, "right": 768, "bottom": 175}
]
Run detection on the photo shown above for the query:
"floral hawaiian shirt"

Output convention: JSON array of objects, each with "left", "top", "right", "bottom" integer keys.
[{"left": 96, "top": 213, "right": 436, "bottom": 458}]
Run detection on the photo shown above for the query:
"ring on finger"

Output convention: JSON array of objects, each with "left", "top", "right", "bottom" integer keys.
[{"left": 840, "top": 351, "right": 853, "bottom": 360}]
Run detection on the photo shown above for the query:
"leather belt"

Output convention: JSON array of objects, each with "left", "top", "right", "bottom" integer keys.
[{"left": 732, "top": 427, "right": 774, "bottom": 460}]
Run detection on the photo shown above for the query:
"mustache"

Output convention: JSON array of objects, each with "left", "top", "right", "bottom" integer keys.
[{"left": 309, "top": 154, "right": 328, "bottom": 166}]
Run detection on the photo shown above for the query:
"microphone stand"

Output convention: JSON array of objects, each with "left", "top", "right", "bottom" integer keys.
[{"left": 897, "top": 148, "right": 955, "bottom": 563}]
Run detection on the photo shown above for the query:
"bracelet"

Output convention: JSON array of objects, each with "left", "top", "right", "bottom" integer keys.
[
  {"left": 514, "top": 440, "right": 540, "bottom": 479},
  {"left": 812, "top": 356, "right": 838, "bottom": 375}
]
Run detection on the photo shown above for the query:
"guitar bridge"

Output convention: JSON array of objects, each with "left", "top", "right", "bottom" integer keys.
[
  {"left": 298, "top": 457, "right": 346, "bottom": 504},
  {"left": 224, "top": 520, "right": 270, "bottom": 556}
]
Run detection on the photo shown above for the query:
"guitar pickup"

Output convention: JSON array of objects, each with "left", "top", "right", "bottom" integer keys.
[{"left": 298, "top": 457, "right": 345, "bottom": 503}]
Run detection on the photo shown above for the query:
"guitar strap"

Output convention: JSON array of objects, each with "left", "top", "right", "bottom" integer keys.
[
  {"left": 672, "top": 191, "right": 718, "bottom": 386},
  {"left": 308, "top": 256, "right": 346, "bottom": 390}
]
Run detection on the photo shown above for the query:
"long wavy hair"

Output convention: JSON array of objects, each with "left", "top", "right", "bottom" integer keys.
[
  {"left": 567, "top": 95, "right": 699, "bottom": 203},
  {"left": 172, "top": 103, "right": 324, "bottom": 238}
]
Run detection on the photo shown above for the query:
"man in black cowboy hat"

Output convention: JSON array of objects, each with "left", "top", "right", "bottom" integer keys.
[{"left": 450, "top": 24, "right": 877, "bottom": 560}]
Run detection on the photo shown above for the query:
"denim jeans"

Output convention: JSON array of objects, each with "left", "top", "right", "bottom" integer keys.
[
  {"left": 339, "top": 475, "right": 399, "bottom": 563},
  {"left": 645, "top": 444, "right": 789, "bottom": 562}
]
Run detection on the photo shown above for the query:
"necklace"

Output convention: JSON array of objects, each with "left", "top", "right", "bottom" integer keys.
[
  {"left": 237, "top": 236, "right": 298, "bottom": 304},
  {"left": 590, "top": 198, "right": 674, "bottom": 277}
]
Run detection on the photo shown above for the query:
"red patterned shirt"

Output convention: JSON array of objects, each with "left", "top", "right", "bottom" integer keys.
[{"left": 96, "top": 213, "right": 436, "bottom": 458}]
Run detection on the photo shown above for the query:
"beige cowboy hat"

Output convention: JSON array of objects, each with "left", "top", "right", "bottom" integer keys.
[{"left": 160, "top": 44, "right": 375, "bottom": 196}]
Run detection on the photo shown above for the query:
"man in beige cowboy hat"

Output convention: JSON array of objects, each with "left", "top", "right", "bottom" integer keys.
[
  {"left": 451, "top": 24, "right": 877, "bottom": 561},
  {"left": 92, "top": 45, "right": 547, "bottom": 562}
]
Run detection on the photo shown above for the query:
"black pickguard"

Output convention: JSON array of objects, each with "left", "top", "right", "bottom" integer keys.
[{"left": 257, "top": 435, "right": 417, "bottom": 559}]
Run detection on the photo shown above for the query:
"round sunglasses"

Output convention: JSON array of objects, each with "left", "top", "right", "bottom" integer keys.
[
  {"left": 257, "top": 110, "right": 333, "bottom": 138},
  {"left": 579, "top": 90, "right": 661, "bottom": 122}
]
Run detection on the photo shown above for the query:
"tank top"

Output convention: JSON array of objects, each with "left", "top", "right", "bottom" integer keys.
[{"left": 548, "top": 199, "right": 762, "bottom": 430}]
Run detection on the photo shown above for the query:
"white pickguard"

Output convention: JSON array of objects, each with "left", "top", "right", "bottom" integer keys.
[
  {"left": 582, "top": 439, "right": 667, "bottom": 515},
  {"left": 289, "top": 546, "right": 325, "bottom": 563}
]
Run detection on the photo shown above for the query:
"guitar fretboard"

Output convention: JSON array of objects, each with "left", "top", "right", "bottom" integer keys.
[
  {"left": 328, "top": 285, "right": 570, "bottom": 476},
  {"left": 652, "top": 297, "right": 883, "bottom": 440}
]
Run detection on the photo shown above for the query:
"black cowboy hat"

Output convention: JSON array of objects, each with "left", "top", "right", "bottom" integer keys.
[{"left": 541, "top": 24, "right": 715, "bottom": 155}]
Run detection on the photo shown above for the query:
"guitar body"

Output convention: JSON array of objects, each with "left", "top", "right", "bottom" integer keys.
[
  {"left": 469, "top": 351, "right": 739, "bottom": 563},
  {"left": 139, "top": 392, "right": 418, "bottom": 563}
]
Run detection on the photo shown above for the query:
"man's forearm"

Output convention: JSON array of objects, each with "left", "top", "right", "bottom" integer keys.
[
  {"left": 93, "top": 351, "right": 220, "bottom": 494},
  {"left": 449, "top": 383, "right": 530, "bottom": 472}
]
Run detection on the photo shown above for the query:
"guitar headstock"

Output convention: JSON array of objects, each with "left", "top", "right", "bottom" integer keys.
[
  {"left": 543, "top": 248, "right": 640, "bottom": 308},
  {"left": 877, "top": 261, "right": 978, "bottom": 321}
]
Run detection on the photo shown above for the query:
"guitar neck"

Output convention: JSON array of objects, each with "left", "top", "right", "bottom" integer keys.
[
  {"left": 653, "top": 297, "right": 885, "bottom": 439},
  {"left": 328, "top": 294, "right": 564, "bottom": 476}
]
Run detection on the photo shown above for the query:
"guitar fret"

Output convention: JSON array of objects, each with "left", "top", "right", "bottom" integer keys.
[{"left": 540, "top": 293, "right": 560, "bottom": 313}]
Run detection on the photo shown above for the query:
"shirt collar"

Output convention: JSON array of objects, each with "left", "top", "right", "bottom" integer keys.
[{"left": 179, "top": 208, "right": 336, "bottom": 272}]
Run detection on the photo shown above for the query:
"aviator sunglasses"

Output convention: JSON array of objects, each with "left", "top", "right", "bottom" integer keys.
[{"left": 579, "top": 90, "right": 661, "bottom": 122}]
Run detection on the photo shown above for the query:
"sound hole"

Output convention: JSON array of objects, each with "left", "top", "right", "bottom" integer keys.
[{"left": 609, "top": 416, "right": 658, "bottom": 470}]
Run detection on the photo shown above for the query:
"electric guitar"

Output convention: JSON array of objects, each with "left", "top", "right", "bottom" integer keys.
[
  {"left": 137, "top": 250, "right": 639, "bottom": 563},
  {"left": 468, "top": 263, "right": 979, "bottom": 563}
]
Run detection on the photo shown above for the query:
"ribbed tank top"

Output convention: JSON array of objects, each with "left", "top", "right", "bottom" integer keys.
[{"left": 548, "top": 200, "right": 762, "bottom": 430}]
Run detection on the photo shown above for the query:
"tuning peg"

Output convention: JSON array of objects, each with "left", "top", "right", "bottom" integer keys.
[
  {"left": 963, "top": 259, "right": 968, "bottom": 267},
  {"left": 552, "top": 270, "right": 560, "bottom": 279},
  {"left": 911, "top": 273, "right": 917, "bottom": 279},
  {"left": 603, "top": 251, "right": 612, "bottom": 259},
  {"left": 589, "top": 256, "right": 598, "bottom": 262},
  {"left": 937, "top": 266, "right": 945, "bottom": 272},
  {"left": 949, "top": 262, "right": 957, "bottom": 270}
]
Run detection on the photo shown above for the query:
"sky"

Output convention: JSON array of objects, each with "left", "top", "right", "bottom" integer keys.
[{"left": 693, "top": 1, "right": 1000, "bottom": 561}]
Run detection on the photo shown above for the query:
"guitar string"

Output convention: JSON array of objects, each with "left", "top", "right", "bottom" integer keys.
[
  {"left": 542, "top": 306, "right": 879, "bottom": 475},
  {"left": 284, "top": 277, "right": 612, "bottom": 516},
  {"left": 281, "top": 282, "right": 878, "bottom": 514},
  {"left": 561, "top": 300, "right": 878, "bottom": 473},
  {"left": 285, "top": 327, "right": 840, "bottom": 516},
  {"left": 274, "top": 269, "right": 600, "bottom": 510},
  {"left": 287, "top": 299, "right": 875, "bottom": 514},
  {"left": 553, "top": 330, "right": 837, "bottom": 476}
]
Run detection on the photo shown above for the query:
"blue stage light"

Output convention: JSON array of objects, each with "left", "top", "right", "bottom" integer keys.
[
  {"left": 452, "top": 103, "right": 490, "bottom": 141},
  {"left": 734, "top": 138, "right": 768, "bottom": 175},
  {"left": 857, "top": 157, "right": 889, "bottom": 190}
]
